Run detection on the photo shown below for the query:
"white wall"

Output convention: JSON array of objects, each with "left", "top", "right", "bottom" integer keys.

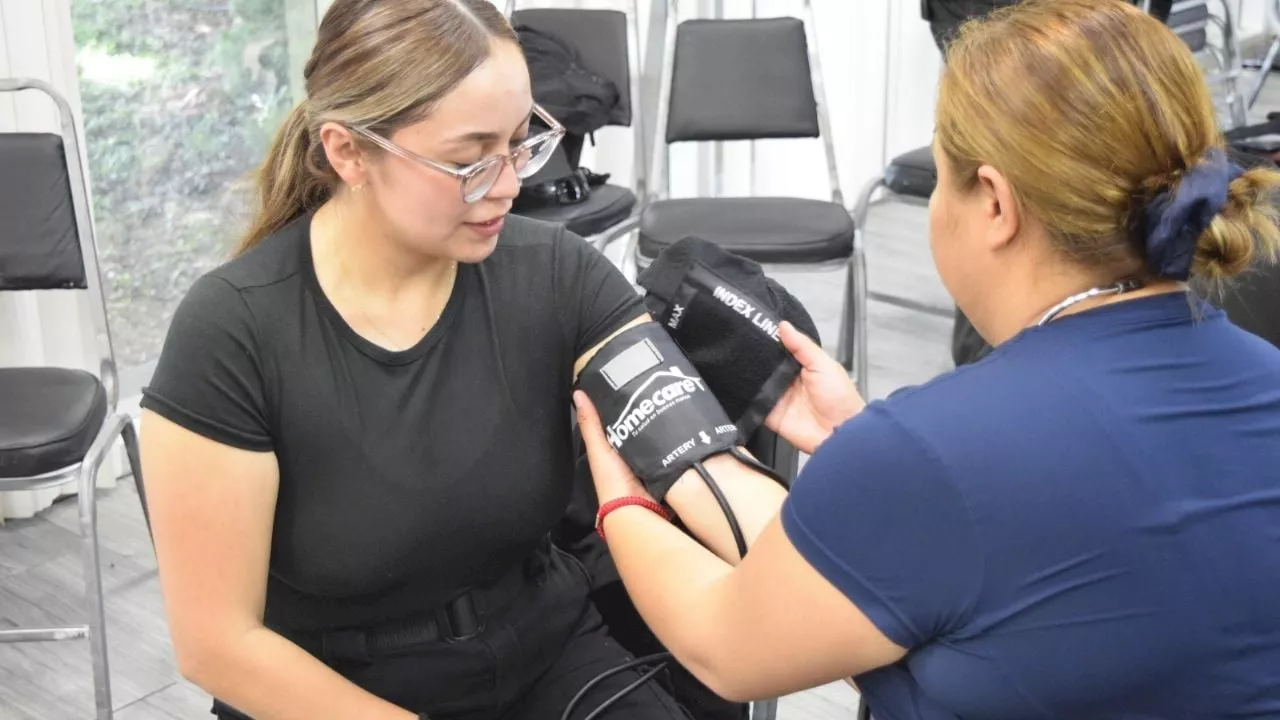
[
  {"left": 0, "top": 0, "right": 125, "bottom": 520},
  {"left": 1237, "top": 0, "right": 1272, "bottom": 37}
]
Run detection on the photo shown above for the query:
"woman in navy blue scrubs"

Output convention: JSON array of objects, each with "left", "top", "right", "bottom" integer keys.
[{"left": 574, "top": 1, "right": 1280, "bottom": 718}]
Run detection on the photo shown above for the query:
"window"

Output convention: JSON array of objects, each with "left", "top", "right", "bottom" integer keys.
[{"left": 72, "top": 0, "right": 317, "bottom": 398}]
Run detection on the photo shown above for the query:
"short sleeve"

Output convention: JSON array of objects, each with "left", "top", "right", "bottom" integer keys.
[
  {"left": 140, "top": 274, "right": 274, "bottom": 452},
  {"left": 552, "top": 226, "right": 645, "bottom": 358},
  {"left": 781, "top": 405, "right": 984, "bottom": 649}
]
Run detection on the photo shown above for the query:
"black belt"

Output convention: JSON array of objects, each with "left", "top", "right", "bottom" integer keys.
[{"left": 287, "top": 542, "right": 550, "bottom": 665}]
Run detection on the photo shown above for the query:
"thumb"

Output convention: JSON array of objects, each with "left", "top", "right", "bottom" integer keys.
[{"left": 779, "top": 321, "right": 827, "bottom": 370}]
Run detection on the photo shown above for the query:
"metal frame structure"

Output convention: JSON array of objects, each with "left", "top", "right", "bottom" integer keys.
[
  {"left": 504, "top": 0, "right": 650, "bottom": 253},
  {"left": 1246, "top": 0, "right": 1280, "bottom": 110},
  {"left": 635, "top": 0, "right": 860, "bottom": 388},
  {"left": 847, "top": 173, "right": 954, "bottom": 398},
  {"left": 0, "top": 77, "right": 143, "bottom": 720},
  {"left": 1149, "top": 0, "right": 1249, "bottom": 125}
]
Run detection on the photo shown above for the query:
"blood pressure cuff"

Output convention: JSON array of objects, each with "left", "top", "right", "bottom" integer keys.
[
  {"left": 637, "top": 236, "right": 822, "bottom": 439},
  {"left": 575, "top": 322, "right": 739, "bottom": 501}
]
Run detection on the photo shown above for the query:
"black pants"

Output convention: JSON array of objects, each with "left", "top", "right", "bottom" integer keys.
[{"left": 213, "top": 545, "right": 689, "bottom": 720}]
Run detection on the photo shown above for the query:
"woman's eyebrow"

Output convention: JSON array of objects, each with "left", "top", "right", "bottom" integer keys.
[{"left": 444, "top": 107, "right": 536, "bottom": 146}]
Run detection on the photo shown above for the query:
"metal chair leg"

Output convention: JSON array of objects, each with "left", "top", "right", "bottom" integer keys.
[
  {"left": 838, "top": 256, "right": 854, "bottom": 369},
  {"left": 847, "top": 239, "right": 871, "bottom": 397},
  {"left": 750, "top": 698, "right": 778, "bottom": 719},
  {"left": 79, "top": 412, "right": 132, "bottom": 720},
  {"left": 849, "top": 177, "right": 884, "bottom": 397},
  {"left": 80, "top": 451, "right": 113, "bottom": 720},
  {"left": 120, "top": 418, "right": 148, "bottom": 536},
  {"left": 1247, "top": 37, "right": 1280, "bottom": 111}
]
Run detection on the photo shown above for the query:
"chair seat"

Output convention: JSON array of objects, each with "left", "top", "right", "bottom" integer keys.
[
  {"left": 884, "top": 145, "right": 937, "bottom": 199},
  {"left": 513, "top": 183, "right": 637, "bottom": 239},
  {"left": 0, "top": 367, "right": 107, "bottom": 479},
  {"left": 638, "top": 197, "right": 854, "bottom": 264}
]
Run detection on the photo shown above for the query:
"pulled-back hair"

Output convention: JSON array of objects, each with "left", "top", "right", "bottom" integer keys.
[
  {"left": 937, "top": 0, "right": 1280, "bottom": 284},
  {"left": 235, "top": 0, "right": 516, "bottom": 256}
]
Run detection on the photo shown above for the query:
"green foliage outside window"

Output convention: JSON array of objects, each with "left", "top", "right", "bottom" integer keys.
[{"left": 72, "top": 0, "right": 305, "bottom": 369}]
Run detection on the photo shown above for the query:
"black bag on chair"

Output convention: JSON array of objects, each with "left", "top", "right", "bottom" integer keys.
[
  {"left": 514, "top": 24, "right": 622, "bottom": 213},
  {"left": 516, "top": 24, "right": 620, "bottom": 138}
]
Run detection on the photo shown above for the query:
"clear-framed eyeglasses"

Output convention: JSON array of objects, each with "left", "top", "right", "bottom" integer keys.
[{"left": 348, "top": 104, "right": 566, "bottom": 203}]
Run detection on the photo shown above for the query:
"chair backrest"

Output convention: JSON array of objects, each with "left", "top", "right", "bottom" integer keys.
[
  {"left": 1167, "top": 0, "right": 1212, "bottom": 53},
  {"left": 651, "top": 1, "right": 842, "bottom": 204},
  {"left": 0, "top": 78, "right": 120, "bottom": 408},
  {"left": 0, "top": 133, "right": 87, "bottom": 290},
  {"left": 512, "top": 8, "right": 633, "bottom": 128},
  {"left": 664, "top": 17, "right": 818, "bottom": 144}
]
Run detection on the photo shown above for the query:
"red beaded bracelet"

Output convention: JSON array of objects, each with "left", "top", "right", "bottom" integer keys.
[{"left": 595, "top": 496, "right": 672, "bottom": 541}]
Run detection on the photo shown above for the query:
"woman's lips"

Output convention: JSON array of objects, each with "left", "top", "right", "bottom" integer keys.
[{"left": 465, "top": 215, "right": 505, "bottom": 237}]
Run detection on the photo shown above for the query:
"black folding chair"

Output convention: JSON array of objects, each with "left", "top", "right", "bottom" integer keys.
[
  {"left": 507, "top": 1, "right": 647, "bottom": 253},
  {"left": 632, "top": 1, "right": 860, "bottom": 385},
  {"left": 0, "top": 77, "right": 143, "bottom": 720}
]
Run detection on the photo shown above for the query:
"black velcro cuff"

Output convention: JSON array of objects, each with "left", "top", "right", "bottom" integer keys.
[{"left": 637, "top": 237, "right": 822, "bottom": 439}]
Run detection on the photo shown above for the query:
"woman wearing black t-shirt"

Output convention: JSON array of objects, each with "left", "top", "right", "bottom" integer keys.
[{"left": 136, "top": 2, "right": 777, "bottom": 718}]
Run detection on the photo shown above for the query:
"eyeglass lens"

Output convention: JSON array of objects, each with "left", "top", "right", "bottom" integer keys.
[{"left": 461, "top": 134, "right": 561, "bottom": 202}]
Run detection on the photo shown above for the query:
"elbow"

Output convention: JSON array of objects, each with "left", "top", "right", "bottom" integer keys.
[
  {"left": 171, "top": 627, "right": 245, "bottom": 690},
  {"left": 687, "top": 660, "right": 756, "bottom": 704},
  {"left": 678, "top": 646, "right": 759, "bottom": 704},
  {"left": 172, "top": 634, "right": 217, "bottom": 687}
]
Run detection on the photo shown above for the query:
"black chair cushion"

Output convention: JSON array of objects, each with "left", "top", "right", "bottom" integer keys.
[
  {"left": 639, "top": 197, "right": 854, "bottom": 264},
  {"left": 0, "top": 367, "right": 107, "bottom": 478},
  {"left": 0, "top": 133, "right": 87, "bottom": 290},
  {"left": 885, "top": 145, "right": 937, "bottom": 199},
  {"left": 513, "top": 183, "right": 637, "bottom": 239}
]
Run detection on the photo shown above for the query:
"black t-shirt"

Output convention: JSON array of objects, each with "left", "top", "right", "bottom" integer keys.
[{"left": 141, "top": 212, "right": 644, "bottom": 633}]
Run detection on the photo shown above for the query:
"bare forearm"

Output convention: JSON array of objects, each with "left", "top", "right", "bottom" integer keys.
[
  {"left": 664, "top": 452, "right": 788, "bottom": 564},
  {"left": 187, "top": 627, "right": 416, "bottom": 720},
  {"left": 601, "top": 506, "right": 736, "bottom": 690}
]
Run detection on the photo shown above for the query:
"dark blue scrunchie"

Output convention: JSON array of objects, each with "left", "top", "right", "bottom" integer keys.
[{"left": 1142, "top": 148, "right": 1244, "bottom": 281}]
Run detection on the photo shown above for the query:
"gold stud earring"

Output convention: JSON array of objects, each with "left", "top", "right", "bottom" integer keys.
[{"left": 351, "top": 183, "right": 364, "bottom": 194}]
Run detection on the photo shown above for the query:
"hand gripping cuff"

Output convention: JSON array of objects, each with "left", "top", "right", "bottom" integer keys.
[{"left": 576, "top": 322, "right": 739, "bottom": 501}]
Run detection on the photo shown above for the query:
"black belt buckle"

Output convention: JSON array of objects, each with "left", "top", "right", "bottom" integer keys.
[
  {"left": 443, "top": 592, "right": 484, "bottom": 642},
  {"left": 322, "top": 627, "right": 372, "bottom": 663}
]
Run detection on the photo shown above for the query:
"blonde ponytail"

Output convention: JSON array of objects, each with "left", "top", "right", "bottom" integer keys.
[
  {"left": 1194, "top": 166, "right": 1280, "bottom": 283},
  {"left": 234, "top": 101, "right": 334, "bottom": 257}
]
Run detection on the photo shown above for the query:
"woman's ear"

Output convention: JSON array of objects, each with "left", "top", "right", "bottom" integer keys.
[
  {"left": 975, "top": 164, "right": 1021, "bottom": 252},
  {"left": 318, "top": 122, "right": 366, "bottom": 188}
]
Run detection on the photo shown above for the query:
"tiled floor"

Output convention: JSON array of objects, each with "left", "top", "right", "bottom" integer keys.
[{"left": 5, "top": 63, "right": 1275, "bottom": 720}]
